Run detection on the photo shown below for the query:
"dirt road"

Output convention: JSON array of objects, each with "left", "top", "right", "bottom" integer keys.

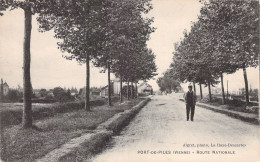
[{"left": 92, "top": 94, "right": 260, "bottom": 162}]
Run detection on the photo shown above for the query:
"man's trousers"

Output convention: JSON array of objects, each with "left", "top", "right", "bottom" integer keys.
[{"left": 186, "top": 104, "right": 195, "bottom": 121}]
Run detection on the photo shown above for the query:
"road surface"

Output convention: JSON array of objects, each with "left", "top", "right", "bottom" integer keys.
[{"left": 92, "top": 94, "right": 260, "bottom": 162}]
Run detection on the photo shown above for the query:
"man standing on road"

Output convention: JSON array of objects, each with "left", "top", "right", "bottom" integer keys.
[{"left": 184, "top": 84, "right": 196, "bottom": 121}]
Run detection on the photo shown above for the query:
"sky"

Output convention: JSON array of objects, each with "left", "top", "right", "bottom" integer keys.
[{"left": 0, "top": 0, "right": 259, "bottom": 92}]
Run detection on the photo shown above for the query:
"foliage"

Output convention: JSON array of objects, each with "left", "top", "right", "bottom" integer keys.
[
  {"left": 157, "top": 69, "right": 181, "bottom": 93},
  {"left": 53, "top": 87, "right": 72, "bottom": 102},
  {"left": 171, "top": 23, "right": 219, "bottom": 87},
  {"left": 37, "top": 0, "right": 156, "bottom": 106},
  {"left": 122, "top": 85, "right": 135, "bottom": 98},
  {"left": 5, "top": 89, "right": 22, "bottom": 102},
  {"left": 169, "top": 0, "right": 258, "bottom": 103},
  {"left": 0, "top": 0, "right": 71, "bottom": 127},
  {"left": 199, "top": 0, "right": 259, "bottom": 69},
  {"left": 38, "top": 89, "right": 47, "bottom": 97},
  {"left": 91, "top": 0, "right": 156, "bottom": 83},
  {"left": 249, "top": 89, "right": 258, "bottom": 101}
]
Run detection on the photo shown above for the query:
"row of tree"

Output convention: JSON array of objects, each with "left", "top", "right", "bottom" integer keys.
[
  {"left": 170, "top": 0, "right": 259, "bottom": 104},
  {"left": 0, "top": 0, "right": 157, "bottom": 128},
  {"left": 157, "top": 69, "right": 182, "bottom": 94}
]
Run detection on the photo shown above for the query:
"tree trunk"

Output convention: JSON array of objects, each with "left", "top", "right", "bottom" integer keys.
[
  {"left": 207, "top": 80, "right": 212, "bottom": 102},
  {"left": 220, "top": 72, "right": 225, "bottom": 104},
  {"left": 120, "top": 74, "right": 123, "bottom": 103},
  {"left": 199, "top": 83, "right": 203, "bottom": 99},
  {"left": 107, "top": 61, "right": 111, "bottom": 106},
  {"left": 243, "top": 67, "right": 249, "bottom": 105},
  {"left": 127, "top": 81, "right": 129, "bottom": 100},
  {"left": 135, "top": 82, "right": 138, "bottom": 98},
  {"left": 85, "top": 53, "right": 90, "bottom": 111},
  {"left": 193, "top": 82, "right": 196, "bottom": 103},
  {"left": 227, "top": 80, "right": 229, "bottom": 99},
  {"left": 193, "top": 81, "right": 196, "bottom": 95},
  {"left": 22, "top": 7, "right": 33, "bottom": 128},
  {"left": 130, "top": 82, "right": 133, "bottom": 99}
]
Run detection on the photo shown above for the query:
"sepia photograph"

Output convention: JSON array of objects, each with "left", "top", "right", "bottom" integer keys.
[{"left": 0, "top": 0, "right": 259, "bottom": 161}]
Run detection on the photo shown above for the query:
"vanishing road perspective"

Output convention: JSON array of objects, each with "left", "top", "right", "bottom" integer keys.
[{"left": 92, "top": 94, "right": 260, "bottom": 162}]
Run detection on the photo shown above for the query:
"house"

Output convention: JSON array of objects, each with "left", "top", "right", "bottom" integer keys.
[
  {"left": 78, "top": 87, "right": 101, "bottom": 99},
  {"left": 138, "top": 82, "right": 153, "bottom": 95},
  {"left": 0, "top": 79, "right": 9, "bottom": 96},
  {"left": 100, "top": 83, "right": 114, "bottom": 97},
  {"left": 99, "top": 78, "right": 126, "bottom": 97},
  {"left": 2, "top": 82, "right": 9, "bottom": 96},
  {"left": 113, "top": 78, "right": 121, "bottom": 95},
  {"left": 100, "top": 77, "right": 133, "bottom": 97}
]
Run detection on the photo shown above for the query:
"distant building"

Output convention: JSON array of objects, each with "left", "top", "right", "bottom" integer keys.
[
  {"left": 99, "top": 78, "right": 126, "bottom": 97},
  {"left": 0, "top": 79, "right": 9, "bottom": 96},
  {"left": 101, "top": 79, "right": 154, "bottom": 96},
  {"left": 79, "top": 87, "right": 101, "bottom": 99},
  {"left": 100, "top": 83, "right": 114, "bottom": 97},
  {"left": 3, "top": 82, "right": 9, "bottom": 95},
  {"left": 113, "top": 78, "right": 121, "bottom": 95},
  {"left": 138, "top": 82, "right": 153, "bottom": 95}
]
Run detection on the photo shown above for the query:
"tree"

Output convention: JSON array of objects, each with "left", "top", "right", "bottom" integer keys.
[
  {"left": 171, "top": 0, "right": 258, "bottom": 104},
  {"left": 199, "top": 0, "right": 259, "bottom": 105},
  {"left": 39, "top": 89, "right": 47, "bottom": 97},
  {"left": 171, "top": 25, "right": 219, "bottom": 102},
  {"left": 38, "top": 0, "right": 155, "bottom": 106},
  {"left": 53, "top": 87, "right": 71, "bottom": 102},
  {"left": 157, "top": 69, "right": 181, "bottom": 93},
  {"left": 38, "top": 0, "right": 105, "bottom": 110},
  {"left": 92, "top": 0, "right": 128, "bottom": 105},
  {"left": 250, "top": 89, "right": 258, "bottom": 102},
  {"left": 93, "top": 0, "right": 155, "bottom": 103},
  {"left": 6, "top": 89, "right": 20, "bottom": 102},
  {"left": 122, "top": 48, "right": 157, "bottom": 98},
  {"left": 0, "top": 0, "right": 67, "bottom": 128}
]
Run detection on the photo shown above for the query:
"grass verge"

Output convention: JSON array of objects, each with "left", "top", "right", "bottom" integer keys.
[
  {"left": 58, "top": 98, "right": 150, "bottom": 162},
  {"left": 0, "top": 98, "right": 143, "bottom": 162}
]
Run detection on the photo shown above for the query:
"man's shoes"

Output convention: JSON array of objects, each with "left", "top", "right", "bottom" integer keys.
[
  {"left": 191, "top": 119, "right": 194, "bottom": 122},
  {"left": 187, "top": 118, "right": 189, "bottom": 121}
]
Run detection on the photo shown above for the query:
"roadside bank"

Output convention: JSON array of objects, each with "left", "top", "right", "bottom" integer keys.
[{"left": 37, "top": 97, "right": 151, "bottom": 162}]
